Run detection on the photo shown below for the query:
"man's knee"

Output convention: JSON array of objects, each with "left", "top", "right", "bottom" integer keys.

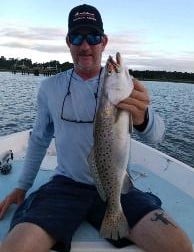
[
  {"left": 128, "top": 209, "right": 193, "bottom": 252},
  {"left": 173, "top": 233, "right": 193, "bottom": 252},
  {"left": 0, "top": 222, "right": 55, "bottom": 252}
]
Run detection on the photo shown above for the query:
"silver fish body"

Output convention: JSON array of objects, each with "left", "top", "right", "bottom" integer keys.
[{"left": 88, "top": 53, "right": 134, "bottom": 240}]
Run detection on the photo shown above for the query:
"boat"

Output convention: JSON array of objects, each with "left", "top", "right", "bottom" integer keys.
[{"left": 0, "top": 130, "right": 194, "bottom": 251}]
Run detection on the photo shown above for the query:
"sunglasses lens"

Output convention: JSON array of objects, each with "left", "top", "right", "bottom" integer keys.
[
  {"left": 69, "top": 34, "right": 83, "bottom": 46},
  {"left": 69, "top": 34, "right": 102, "bottom": 46},
  {"left": 87, "top": 34, "right": 102, "bottom": 45}
]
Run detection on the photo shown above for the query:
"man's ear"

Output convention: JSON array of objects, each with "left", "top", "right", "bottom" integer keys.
[
  {"left": 101, "top": 35, "right": 108, "bottom": 50},
  {"left": 66, "top": 35, "right": 70, "bottom": 48}
]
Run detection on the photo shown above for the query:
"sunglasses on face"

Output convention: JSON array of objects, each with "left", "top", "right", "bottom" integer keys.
[{"left": 68, "top": 33, "right": 103, "bottom": 46}]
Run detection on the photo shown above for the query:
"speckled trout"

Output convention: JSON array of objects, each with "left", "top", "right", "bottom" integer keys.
[{"left": 88, "top": 52, "right": 134, "bottom": 240}]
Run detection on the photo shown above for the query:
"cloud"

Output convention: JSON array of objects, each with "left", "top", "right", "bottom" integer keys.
[
  {"left": 33, "top": 44, "right": 67, "bottom": 53},
  {"left": 0, "top": 25, "right": 68, "bottom": 55},
  {"left": 0, "top": 25, "right": 193, "bottom": 72},
  {"left": 0, "top": 26, "right": 66, "bottom": 40},
  {"left": 0, "top": 41, "right": 30, "bottom": 49},
  {"left": 1, "top": 41, "right": 68, "bottom": 53},
  {"left": 102, "top": 46, "right": 194, "bottom": 72},
  {"left": 123, "top": 55, "right": 194, "bottom": 72}
]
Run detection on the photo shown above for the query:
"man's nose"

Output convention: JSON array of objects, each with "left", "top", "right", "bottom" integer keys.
[{"left": 80, "top": 39, "right": 90, "bottom": 48}]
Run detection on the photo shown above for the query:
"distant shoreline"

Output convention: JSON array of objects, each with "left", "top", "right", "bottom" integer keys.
[
  {"left": 0, "top": 69, "right": 194, "bottom": 84},
  {"left": 139, "top": 78, "right": 194, "bottom": 84}
]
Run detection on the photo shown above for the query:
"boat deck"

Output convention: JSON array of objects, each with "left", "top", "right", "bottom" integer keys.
[{"left": 0, "top": 158, "right": 194, "bottom": 251}]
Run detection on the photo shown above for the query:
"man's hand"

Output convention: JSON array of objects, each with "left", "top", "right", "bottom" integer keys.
[
  {"left": 117, "top": 78, "right": 150, "bottom": 125},
  {"left": 0, "top": 188, "right": 26, "bottom": 219}
]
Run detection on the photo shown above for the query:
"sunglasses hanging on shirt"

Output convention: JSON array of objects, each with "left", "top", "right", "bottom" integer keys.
[{"left": 61, "top": 67, "right": 103, "bottom": 123}]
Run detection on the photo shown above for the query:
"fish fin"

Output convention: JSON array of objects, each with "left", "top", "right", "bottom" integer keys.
[
  {"left": 100, "top": 207, "right": 129, "bottom": 240},
  {"left": 87, "top": 149, "right": 107, "bottom": 202},
  {"left": 121, "top": 172, "right": 133, "bottom": 194}
]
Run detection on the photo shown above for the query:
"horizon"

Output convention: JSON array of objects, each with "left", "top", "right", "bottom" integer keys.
[
  {"left": 1, "top": 0, "right": 194, "bottom": 73},
  {"left": 1, "top": 55, "right": 194, "bottom": 74}
]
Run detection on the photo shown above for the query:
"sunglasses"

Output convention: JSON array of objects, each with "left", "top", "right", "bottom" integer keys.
[
  {"left": 68, "top": 33, "right": 103, "bottom": 46},
  {"left": 61, "top": 68, "right": 103, "bottom": 123}
]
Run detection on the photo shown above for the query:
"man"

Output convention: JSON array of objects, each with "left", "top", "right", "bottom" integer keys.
[{"left": 0, "top": 4, "right": 192, "bottom": 252}]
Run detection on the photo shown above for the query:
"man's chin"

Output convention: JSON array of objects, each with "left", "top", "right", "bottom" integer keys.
[{"left": 76, "top": 64, "right": 93, "bottom": 72}]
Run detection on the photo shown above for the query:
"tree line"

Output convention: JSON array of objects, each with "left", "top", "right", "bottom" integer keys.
[
  {"left": 0, "top": 56, "right": 73, "bottom": 73},
  {"left": 1, "top": 56, "right": 194, "bottom": 83},
  {"left": 129, "top": 70, "right": 194, "bottom": 83}
]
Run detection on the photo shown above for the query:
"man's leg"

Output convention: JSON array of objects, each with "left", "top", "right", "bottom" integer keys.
[
  {"left": 0, "top": 222, "right": 55, "bottom": 252},
  {"left": 88, "top": 187, "right": 193, "bottom": 252},
  {"left": 128, "top": 209, "right": 193, "bottom": 252},
  {"left": 1, "top": 176, "right": 97, "bottom": 252}
]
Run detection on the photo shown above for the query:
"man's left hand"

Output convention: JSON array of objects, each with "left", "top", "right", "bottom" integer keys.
[{"left": 116, "top": 78, "right": 150, "bottom": 125}]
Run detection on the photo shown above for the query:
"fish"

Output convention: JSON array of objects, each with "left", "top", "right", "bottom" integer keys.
[{"left": 88, "top": 52, "right": 134, "bottom": 240}]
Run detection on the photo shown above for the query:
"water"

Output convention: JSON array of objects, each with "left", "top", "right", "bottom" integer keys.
[
  {"left": 0, "top": 71, "right": 193, "bottom": 168},
  {"left": 0, "top": 72, "right": 44, "bottom": 134},
  {"left": 137, "top": 81, "right": 194, "bottom": 168}
]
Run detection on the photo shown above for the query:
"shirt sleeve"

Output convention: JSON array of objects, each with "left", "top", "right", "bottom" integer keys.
[
  {"left": 17, "top": 81, "right": 54, "bottom": 191},
  {"left": 134, "top": 106, "right": 165, "bottom": 143}
]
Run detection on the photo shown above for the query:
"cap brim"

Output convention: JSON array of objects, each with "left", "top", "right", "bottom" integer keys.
[{"left": 68, "top": 24, "right": 104, "bottom": 35}]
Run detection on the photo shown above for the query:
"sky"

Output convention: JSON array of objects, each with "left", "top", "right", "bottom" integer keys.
[{"left": 1, "top": 0, "right": 194, "bottom": 72}]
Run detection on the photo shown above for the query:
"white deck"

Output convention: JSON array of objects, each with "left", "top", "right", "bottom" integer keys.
[
  {"left": 0, "top": 158, "right": 194, "bottom": 251},
  {"left": 0, "top": 131, "right": 194, "bottom": 251}
]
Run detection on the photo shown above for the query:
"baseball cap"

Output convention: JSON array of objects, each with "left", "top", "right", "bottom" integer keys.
[{"left": 68, "top": 4, "right": 104, "bottom": 35}]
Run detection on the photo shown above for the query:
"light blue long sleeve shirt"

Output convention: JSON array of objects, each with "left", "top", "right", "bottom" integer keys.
[{"left": 17, "top": 69, "right": 165, "bottom": 191}]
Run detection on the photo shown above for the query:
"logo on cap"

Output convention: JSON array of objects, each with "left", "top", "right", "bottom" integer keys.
[{"left": 73, "top": 11, "right": 97, "bottom": 22}]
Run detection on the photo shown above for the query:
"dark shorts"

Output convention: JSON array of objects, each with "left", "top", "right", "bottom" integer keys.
[{"left": 10, "top": 175, "right": 162, "bottom": 252}]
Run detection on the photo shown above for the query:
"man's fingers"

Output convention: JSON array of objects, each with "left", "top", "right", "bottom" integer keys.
[
  {"left": 117, "top": 102, "right": 135, "bottom": 111},
  {"left": 0, "top": 189, "right": 26, "bottom": 220},
  {"left": 119, "top": 96, "right": 149, "bottom": 109},
  {"left": 118, "top": 98, "right": 147, "bottom": 112},
  {"left": 131, "top": 90, "right": 150, "bottom": 103},
  {"left": 130, "top": 78, "right": 150, "bottom": 103},
  {"left": 0, "top": 199, "right": 10, "bottom": 219},
  {"left": 132, "top": 78, "right": 147, "bottom": 92}
]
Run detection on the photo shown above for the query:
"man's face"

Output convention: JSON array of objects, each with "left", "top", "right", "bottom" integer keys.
[{"left": 67, "top": 28, "right": 108, "bottom": 73}]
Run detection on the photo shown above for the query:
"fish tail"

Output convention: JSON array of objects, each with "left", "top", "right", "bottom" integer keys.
[{"left": 100, "top": 208, "right": 129, "bottom": 240}]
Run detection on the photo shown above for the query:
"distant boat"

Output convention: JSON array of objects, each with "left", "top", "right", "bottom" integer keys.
[{"left": 0, "top": 130, "right": 194, "bottom": 251}]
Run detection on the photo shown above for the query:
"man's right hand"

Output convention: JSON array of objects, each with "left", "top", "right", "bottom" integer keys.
[{"left": 0, "top": 188, "right": 26, "bottom": 219}]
